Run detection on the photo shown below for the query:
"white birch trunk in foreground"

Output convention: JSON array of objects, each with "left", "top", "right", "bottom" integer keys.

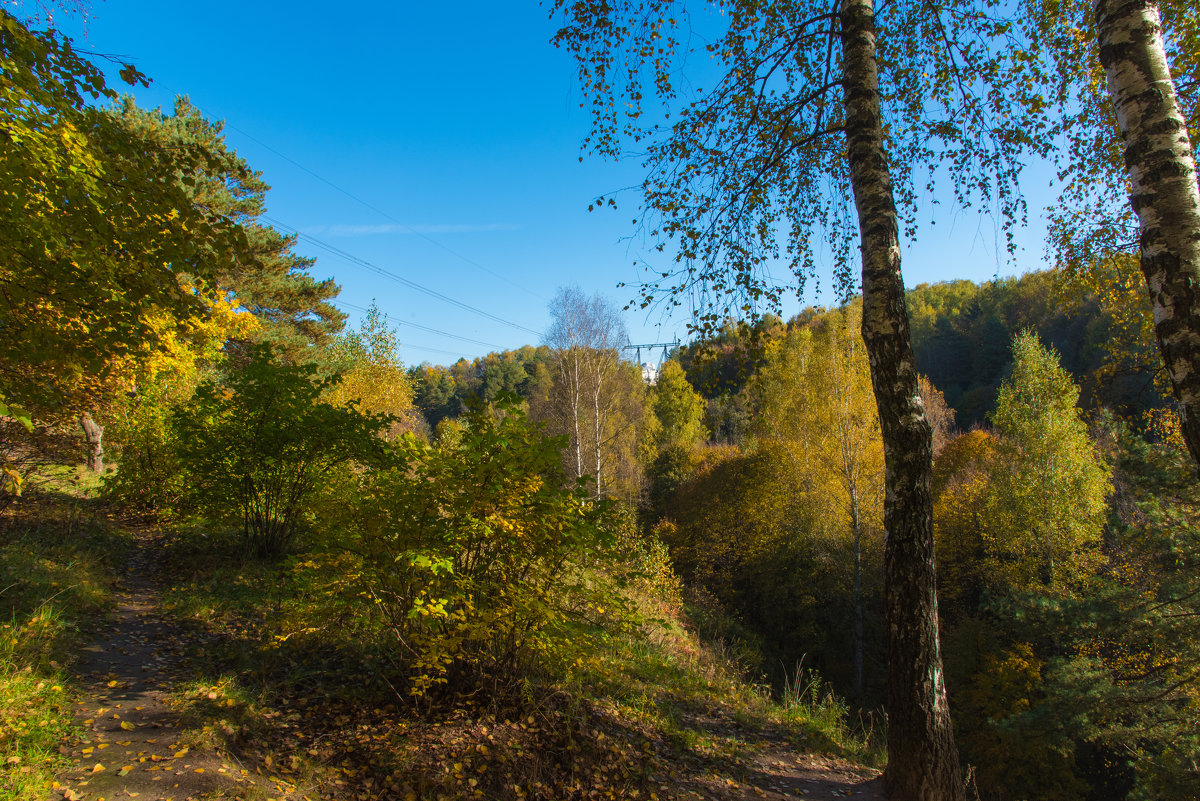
[{"left": 1097, "top": 0, "right": 1200, "bottom": 467}]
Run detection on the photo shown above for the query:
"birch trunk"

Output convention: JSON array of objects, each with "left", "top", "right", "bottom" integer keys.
[
  {"left": 593, "top": 383, "right": 604, "bottom": 497},
  {"left": 1097, "top": 0, "right": 1200, "bottom": 467},
  {"left": 850, "top": 481, "right": 864, "bottom": 703},
  {"left": 571, "top": 348, "right": 584, "bottom": 479},
  {"left": 840, "top": 0, "right": 963, "bottom": 797}
]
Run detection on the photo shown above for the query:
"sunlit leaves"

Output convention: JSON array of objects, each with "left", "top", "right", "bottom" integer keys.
[
  {"left": 644, "top": 359, "right": 708, "bottom": 454},
  {"left": 1055, "top": 252, "right": 1166, "bottom": 401},
  {"left": 0, "top": 13, "right": 252, "bottom": 413},
  {"left": 985, "top": 331, "right": 1111, "bottom": 592},
  {"left": 338, "top": 396, "right": 620, "bottom": 698},
  {"left": 172, "top": 345, "right": 393, "bottom": 557},
  {"left": 325, "top": 303, "right": 418, "bottom": 437}
]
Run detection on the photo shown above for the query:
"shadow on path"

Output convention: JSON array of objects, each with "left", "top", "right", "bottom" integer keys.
[{"left": 49, "top": 536, "right": 271, "bottom": 801}]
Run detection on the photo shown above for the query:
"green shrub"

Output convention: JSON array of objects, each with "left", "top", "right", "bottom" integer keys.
[
  {"left": 172, "top": 345, "right": 392, "bottom": 557},
  {"left": 101, "top": 380, "right": 186, "bottom": 512},
  {"left": 342, "top": 396, "right": 619, "bottom": 698}
]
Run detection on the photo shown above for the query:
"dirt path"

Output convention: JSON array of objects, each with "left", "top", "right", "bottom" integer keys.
[
  {"left": 671, "top": 711, "right": 885, "bottom": 800},
  {"left": 49, "top": 541, "right": 265, "bottom": 801},
  {"left": 726, "top": 747, "right": 884, "bottom": 799}
]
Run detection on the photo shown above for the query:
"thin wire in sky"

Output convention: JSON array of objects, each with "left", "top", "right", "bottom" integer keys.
[
  {"left": 224, "top": 122, "right": 546, "bottom": 302},
  {"left": 332, "top": 299, "right": 503, "bottom": 351},
  {"left": 264, "top": 215, "right": 544, "bottom": 338}
]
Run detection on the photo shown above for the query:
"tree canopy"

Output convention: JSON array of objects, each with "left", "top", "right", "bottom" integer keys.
[
  {"left": 111, "top": 97, "right": 345, "bottom": 359},
  {"left": 0, "top": 11, "right": 249, "bottom": 412}
]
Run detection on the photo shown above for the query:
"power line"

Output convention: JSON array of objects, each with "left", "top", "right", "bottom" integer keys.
[
  {"left": 122, "top": 78, "right": 548, "bottom": 341},
  {"left": 397, "top": 343, "right": 471, "bottom": 360},
  {"left": 334, "top": 301, "right": 475, "bottom": 361},
  {"left": 264, "top": 214, "right": 544, "bottom": 339},
  {"left": 331, "top": 299, "right": 503, "bottom": 351},
  {"left": 222, "top": 121, "right": 545, "bottom": 302}
]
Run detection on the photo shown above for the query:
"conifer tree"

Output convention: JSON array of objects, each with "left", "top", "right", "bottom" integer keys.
[{"left": 112, "top": 97, "right": 344, "bottom": 359}]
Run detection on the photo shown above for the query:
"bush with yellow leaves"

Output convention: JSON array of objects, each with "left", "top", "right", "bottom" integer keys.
[{"left": 340, "top": 395, "right": 621, "bottom": 700}]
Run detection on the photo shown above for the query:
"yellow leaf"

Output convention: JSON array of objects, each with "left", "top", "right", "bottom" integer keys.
[
  {"left": 120, "top": 721, "right": 135, "bottom": 730},
  {"left": 92, "top": 762, "right": 105, "bottom": 773}
]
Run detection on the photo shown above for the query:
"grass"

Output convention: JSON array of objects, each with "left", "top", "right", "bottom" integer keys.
[
  {"left": 555, "top": 612, "right": 882, "bottom": 769},
  {"left": 152, "top": 522, "right": 883, "bottom": 800},
  {"left": 0, "top": 664, "right": 73, "bottom": 800},
  {"left": 547, "top": 541, "right": 884, "bottom": 772},
  {"left": 0, "top": 480, "right": 133, "bottom": 801}
]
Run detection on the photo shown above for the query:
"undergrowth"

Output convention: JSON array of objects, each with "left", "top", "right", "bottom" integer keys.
[
  {"left": 0, "top": 483, "right": 131, "bottom": 801},
  {"left": 158, "top": 522, "right": 883, "bottom": 799}
]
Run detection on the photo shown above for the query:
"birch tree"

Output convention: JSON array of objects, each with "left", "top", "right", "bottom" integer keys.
[
  {"left": 543, "top": 287, "right": 632, "bottom": 497},
  {"left": 1017, "top": 0, "right": 1200, "bottom": 467},
  {"left": 1095, "top": 1, "right": 1200, "bottom": 466},
  {"left": 552, "top": 0, "right": 1048, "bottom": 795}
]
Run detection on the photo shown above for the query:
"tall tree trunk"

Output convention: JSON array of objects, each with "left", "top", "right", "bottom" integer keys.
[
  {"left": 78, "top": 412, "right": 103, "bottom": 473},
  {"left": 570, "top": 348, "right": 584, "bottom": 479},
  {"left": 850, "top": 481, "right": 864, "bottom": 703},
  {"left": 840, "top": 0, "right": 964, "bottom": 798},
  {"left": 593, "top": 385, "right": 604, "bottom": 498},
  {"left": 1097, "top": 0, "right": 1200, "bottom": 467}
]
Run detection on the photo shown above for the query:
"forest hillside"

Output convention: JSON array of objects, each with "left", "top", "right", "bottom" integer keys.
[{"left": 4, "top": 6, "right": 1200, "bottom": 801}]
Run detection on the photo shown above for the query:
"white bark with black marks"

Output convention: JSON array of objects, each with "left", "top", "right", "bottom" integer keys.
[
  {"left": 1097, "top": 0, "right": 1200, "bottom": 466},
  {"left": 840, "top": 0, "right": 964, "bottom": 797}
]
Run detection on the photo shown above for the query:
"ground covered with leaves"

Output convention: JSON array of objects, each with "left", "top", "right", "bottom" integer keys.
[
  {"left": 4, "top": 487, "right": 883, "bottom": 801},
  {"left": 145, "top": 525, "right": 883, "bottom": 801}
]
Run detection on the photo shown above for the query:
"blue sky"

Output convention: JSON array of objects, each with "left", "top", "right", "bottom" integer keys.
[{"left": 37, "top": 0, "right": 1054, "bottom": 366}]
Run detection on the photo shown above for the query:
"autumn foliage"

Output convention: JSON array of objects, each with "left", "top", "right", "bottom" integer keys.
[{"left": 318, "top": 396, "right": 620, "bottom": 698}]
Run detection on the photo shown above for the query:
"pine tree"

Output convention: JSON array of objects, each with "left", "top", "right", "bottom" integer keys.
[{"left": 112, "top": 97, "right": 344, "bottom": 359}]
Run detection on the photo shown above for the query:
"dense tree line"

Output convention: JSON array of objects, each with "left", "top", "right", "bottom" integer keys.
[
  {"left": 642, "top": 289, "right": 1198, "bottom": 799},
  {"left": 671, "top": 267, "right": 1170, "bottom": 448}
]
